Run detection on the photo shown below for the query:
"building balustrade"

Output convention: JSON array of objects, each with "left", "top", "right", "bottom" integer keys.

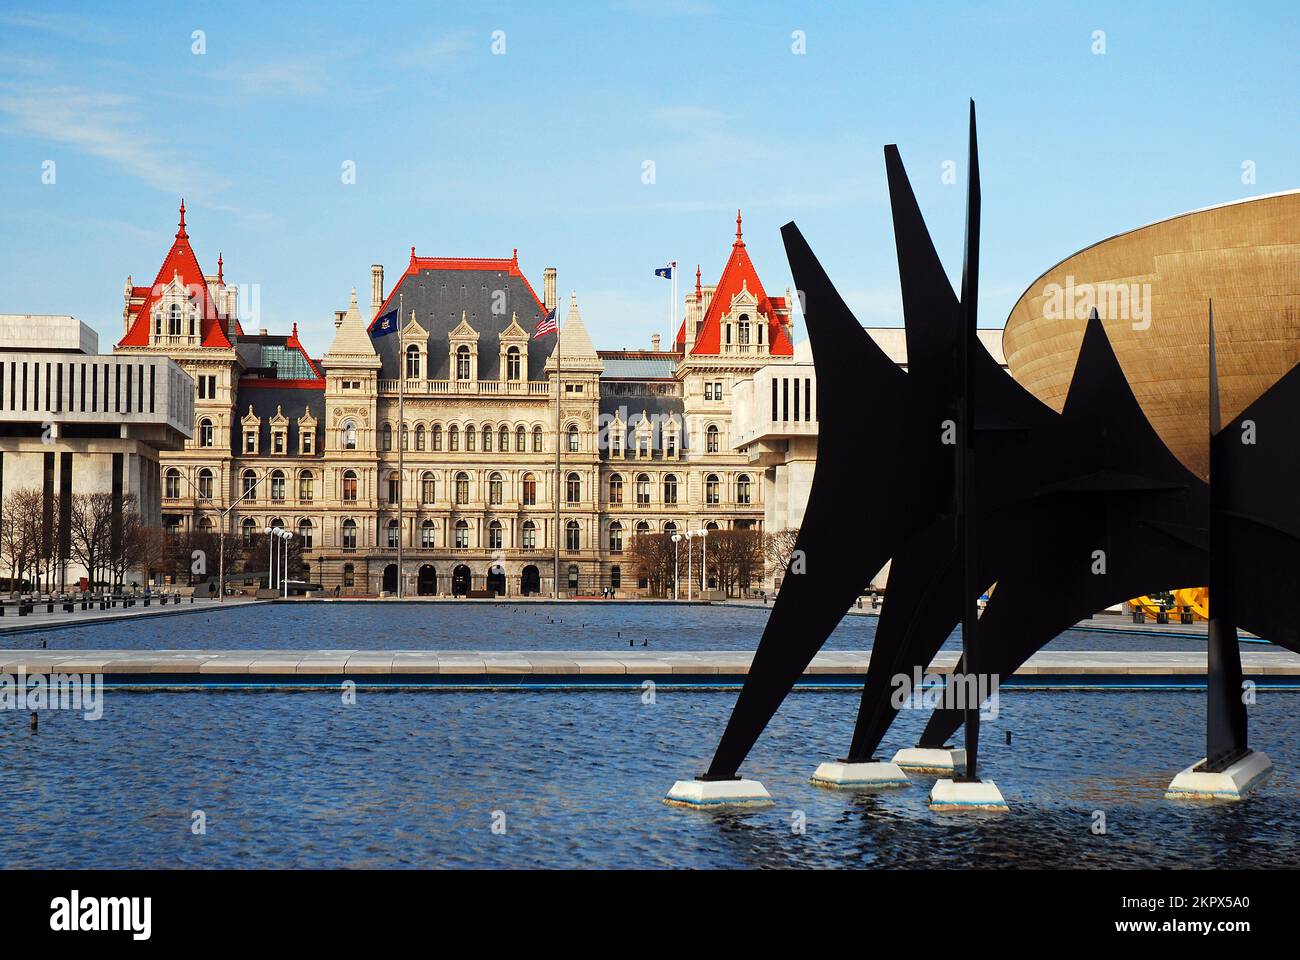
[{"left": 376, "top": 378, "right": 551, "bottom": 397}]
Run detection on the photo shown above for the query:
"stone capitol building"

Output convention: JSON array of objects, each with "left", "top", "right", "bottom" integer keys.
[{"left": 118, "top": 205, "right": 794, "bottom": 596}]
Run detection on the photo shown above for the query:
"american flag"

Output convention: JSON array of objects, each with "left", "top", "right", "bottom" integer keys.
[{"left": 533, "top": 307, "right": 558, "bottom": 338}]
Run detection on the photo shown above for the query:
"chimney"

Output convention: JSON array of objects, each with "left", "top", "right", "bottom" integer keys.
[
  {"left": 371, "top": 264, "right": 384, "bottom": 310},
  {"left": 543, "top": 267, "right": 557, "bottom": 313},
  {"left": 334, "top": 310, "right": 346, "bottom": 329},
  {"left": 651, "top": 334, "right": 661, "bottom": 352}
]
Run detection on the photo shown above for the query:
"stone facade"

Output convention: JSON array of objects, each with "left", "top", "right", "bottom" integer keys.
[{"left": 115, "top": 206, "right": 791, "bottom": 595}]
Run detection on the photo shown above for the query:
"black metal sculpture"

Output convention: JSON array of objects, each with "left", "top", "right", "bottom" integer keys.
[{"left": 681, "top": 101, "right": 1294, "bottom": 803}]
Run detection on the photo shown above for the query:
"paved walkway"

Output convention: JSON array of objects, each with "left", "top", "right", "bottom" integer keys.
[
  {"left": 1, "top": 647, "right": 1297, "bottom": 687},
  {"left": 0, "top": 597, "right": 258, "bottom": 635}
]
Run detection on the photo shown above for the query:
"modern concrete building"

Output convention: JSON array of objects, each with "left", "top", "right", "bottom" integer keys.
[
  {"left": 0, "top": 315, "right": 193, "bottom": 589},
  {"left": 119, "top": 205, "right": 785, "bottom": 596}
]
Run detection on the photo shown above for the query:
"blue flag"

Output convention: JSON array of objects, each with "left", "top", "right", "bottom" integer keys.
[
  {"left": 371, "top": 309, "right": 399, "bottom": 338},
  {"left": 654, "top": 265, "right": 674, "bottom": 280}
]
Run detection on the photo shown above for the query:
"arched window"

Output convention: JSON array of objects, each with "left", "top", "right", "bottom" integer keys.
[
  {"left": 387, "top": 470, "right": 400, "bottom": 504},
  {"left": 567, "top": 424, "right": 579, "bottom": 452},
  {"left": 415, "top": 424, "right": 426, "bottom": 450},
  {"left": 242, "top": 469, "right": 258, "bottom": 501},
  {"left": 342, "top": 519, "right": 357, "bottom": 551},
  {"left": 737, "top": 474, "right": 752, "bottom": 504},
  {"left": 164, "top": 468, "right": 181, "bottom": 500},
  {"left": 482, "top": 424, "right": 493, "bottom": 452},
  {"left": 241, "top": 517, "right": 257, "bottom": 544},
  {"left": 456, "top": 345, "right": 471, "bottom": 380},
  {"left": 466, "top": 425, "right": 476, "bottom": 451},
  {"left": 664, "top": 521, "right": 677, "bottom": 535},
  {"left": 196, "top": 516, "right": 213, "bottom": 534},
  {"left": 522, "top": 473, "right": 536, "bottom": 506},
  {"left": 454, "top": 519, "right": 469, "bottom": 549},
  {"left": 455, "top": 471, "right": 469, "bottom": 505},
  {"left": 705, "top": 474, "right": 720, "bottom": 505},
  {"left": 197, "top": 468, "right": 214, "bottom": 500},
  {"left": 420, "top": 519, "right": 436, "bottom": 548},
  {"left": 566, "top": 471, "right": 581, "bottom": 504},
  {"left": 522, "top": 520, "right": 537, "bottom": 550},
  {"left": 609, "top": 521, "right": 623, "bottom": 553},
  {"left": 421, "top": 471, "right": 436, "bottom": 504},
  {"left": 432, "top": 423, "right": 443, "bottom": 451},
  {"left": 342, "top": 420, "right": 357, "bottom": 450},
  {"left": 567, "top": 564, "right": 579, "bottom": 589},
  {"left": 298, "top": 519, "right": 313, "bottom": 549},
  {"left": 406, "top": 344, "right": 421, "bottom": 379},
  {"left": 533, "top": 426, "right": 543, "bottom": 452},
  {"left": 499, "top": 425, "right": 509, "bottom": 451},
  {"left": 387, "top": 519, "right": 400, "bottom": 548},
  {"left": 169, "top": 303, "right": 182, "bottom": 336},
  {"left": 154, "top": 311, "right": 162, "bottom": 337},
  {"left": 488, "top": 520, "right": 503, "bottom": 550},
  {"left": 663, "top": 474, "right": 678, "bottom": 505},
  {"left": 506, "top": 346, "right": 521, "bottom": 381},
  {"left": 636, "top": 473, "right": 651, "bottom": 505},
  {"left": 707, "top": 424, "right": 720, "bottom": 454},
  {"left": 489, "top": 472, "right": 503, "bottom": 505},
  {"left": 401, "top": 424, "right": 409, "bottom": 450},
  {"left": 516, "top": 426, "right": 526, "bottom": 452},
  {"left": 608, "top": 474, "right": 623, "bottom": 505},
  {"left": 298, "top": 471, "right": 314, "bottom": 502},
  {"left": 199, "top": 418, "right": 214, "bottom": 447},
  {"left": 706, "top": 521, "right": 720, "bottom": 531},
  {"left": 737, "top": 314, "right": 751, "bottom": 346},
  {"left": 611, "top": 565, "right": 622, "bottom": 589},
  {"left": 566, "top": 520, "right": 581, "bottom": 551},
  {"left": 342, "top": 470, "right": 358, "bottom": 502},
  {"left": 270, "top": 469, "right": 285, "bottom": 502},
  {"left": 382, "top": 423, "right": 393, "bottom": 451},
  {"left": 449, "top": 425, "right": 460, "bottom": 451},
  {"left": 343, "top": 563, "right": 355, "bottom": 586}
]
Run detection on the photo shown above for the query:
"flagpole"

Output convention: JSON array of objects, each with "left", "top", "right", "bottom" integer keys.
[
  {"left": 397, "top": 292, "right": 404, "bottom": 599},
  {"left": 670, "top": 261, "right": 677, "bottom": 350},
  {"left": 553, "top": 303, "right": 562, "bottom": 599}
]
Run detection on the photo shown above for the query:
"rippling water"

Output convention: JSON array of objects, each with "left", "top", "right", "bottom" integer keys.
[
  {"left": 2, "top": 689, "right": 1296, "bottom": 868},
  {"left": 10, "top": 601, "right": 1231, "bottom": 653}
]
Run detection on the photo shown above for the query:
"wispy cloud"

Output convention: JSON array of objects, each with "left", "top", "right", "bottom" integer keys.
[
  {"left": 216, "top": 58, "right": 332, "bottom": 97},
  {"left": 0, "top": 84, "right": 232, "bottom": 200},
  {"left": 0, "top": 10, "right": 123, "bottom": 43}
]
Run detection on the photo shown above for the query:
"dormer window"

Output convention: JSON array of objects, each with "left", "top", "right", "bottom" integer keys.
[
  {"left": 507, "top": 347, "right": 521, "bottom": 381},
  {"left": 456, "top": 345, "right": 471, "bottom": 380},
  {"left": 169, "top": 304, "right": 182, "bottom": 336},
  {"left": 738, "top": 314, "right": 750, "bottom": 346},
  {"left": 406, "top": 344, "right": 421, "bottom": 379},
  {"left": 245, "top": 430, "right": 257, "bottom": 453}
]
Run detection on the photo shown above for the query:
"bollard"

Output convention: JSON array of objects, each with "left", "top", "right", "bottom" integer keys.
[{"left": 47, "top": 601, "right": 55, "bottom": 614}]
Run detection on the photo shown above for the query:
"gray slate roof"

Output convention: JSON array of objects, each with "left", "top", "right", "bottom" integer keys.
[
  {"left": 377, "top": 267, "right": 549, "bottom": 380},
  {"left": 232, "top": 383, "right": 325, "bottom": 457}
]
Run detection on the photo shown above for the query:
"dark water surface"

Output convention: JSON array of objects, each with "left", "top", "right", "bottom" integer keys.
[
  {"left": 2, "top": 688, "right": 1296, "bottom": 868},
  {"left": 7, "top": 601, "right": 1239, "bottom": 653}
]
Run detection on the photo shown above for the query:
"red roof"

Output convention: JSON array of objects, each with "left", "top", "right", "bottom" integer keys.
[
  {"left": 366, "top": 247, "right": 548, "bottom": 332},
  {"left": 117, "top": 201, "right": 232, "bottom": 349},
  {"left": 678, "top": 212, "right": 792, "bottom": 356}
]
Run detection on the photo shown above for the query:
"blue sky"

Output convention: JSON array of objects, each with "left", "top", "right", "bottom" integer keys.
[{"left": 0, "top": 1, "right": 1295, "bottom": 358}]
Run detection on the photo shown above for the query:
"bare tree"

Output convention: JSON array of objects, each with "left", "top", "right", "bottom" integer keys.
[
  {"left": 764, "top": 527, "right": 801, "bottom": 588},
  {"left": 627, "top": 531, "right": 675, "bottom": 597},
  {"left": 1, "top": 488, "right": 42, "bottom": 596},
  {"left": 708, "top": 529, "right": 765, "bottom": 597},
  {"left": 68, "top": 492, "right": 116, "bottom": 589}
]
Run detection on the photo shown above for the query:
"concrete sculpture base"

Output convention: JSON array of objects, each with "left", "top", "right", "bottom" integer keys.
[{"left": 1165, "top": 751, "right": 1273, "bottom": 801}]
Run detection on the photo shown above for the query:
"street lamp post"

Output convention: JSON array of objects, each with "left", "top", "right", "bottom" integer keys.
[
  {"left": 685, "top": 530, "right": 695, "bottom": 602},
  {"left": 280, "top": 529, "right": 294, "bottom": 597},
  {"left": 671, "top": 533, "right": 681, "bottom": 601},
  {"left": 264, "top": 526, "right": 276, "bottom": 592}
]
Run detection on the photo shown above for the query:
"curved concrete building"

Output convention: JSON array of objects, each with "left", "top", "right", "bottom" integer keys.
[{"left": 1003, "top": 190, "right": 1300, "bottom": 478}]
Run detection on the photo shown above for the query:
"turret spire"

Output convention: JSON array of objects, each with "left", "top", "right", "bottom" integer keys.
[
  {"left": 735, "top": 208, "right": 743, "bottom": 245},
  {"left": 176, "top": 199, "right": 188, "bottom": 239},
  {"left": 217, "top": 251, "right": 223, "bottom": 283}
]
